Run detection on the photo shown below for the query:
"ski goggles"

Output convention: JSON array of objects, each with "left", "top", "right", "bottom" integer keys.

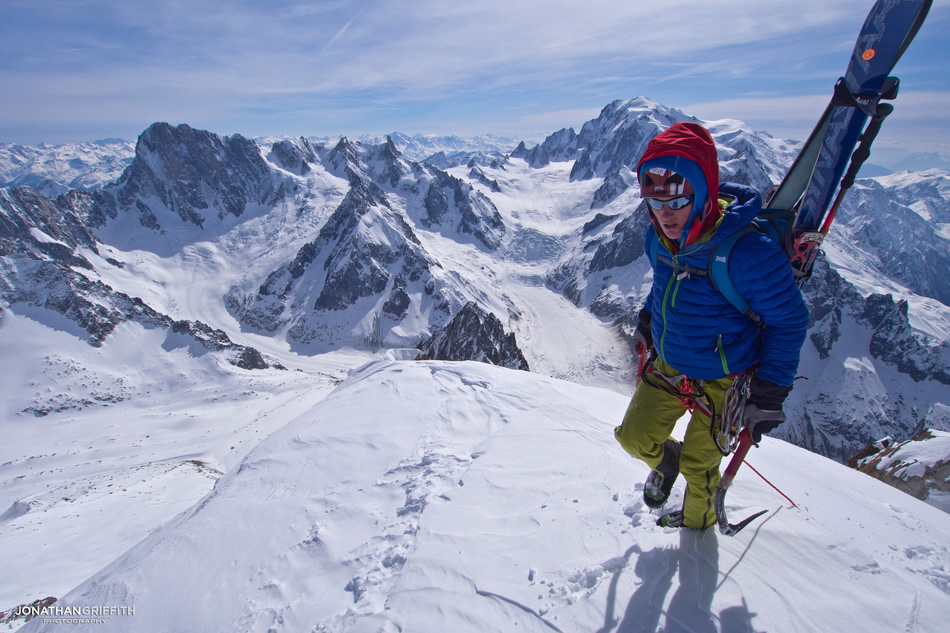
[{"left": 644, "top": 195, "right": 693, "bottom": 211}]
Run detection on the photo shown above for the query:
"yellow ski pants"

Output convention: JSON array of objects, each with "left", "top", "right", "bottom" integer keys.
[{"left": 615, "top": 357, "right": 735, "bottom": 529}]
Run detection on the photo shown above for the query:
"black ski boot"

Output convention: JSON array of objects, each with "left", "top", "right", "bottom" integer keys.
[
  {"left": 642, "top": 439, "right": 681, "bottom": 509},
  {"left": 643, "top": 470, "right": 678, "bottom": 509}
]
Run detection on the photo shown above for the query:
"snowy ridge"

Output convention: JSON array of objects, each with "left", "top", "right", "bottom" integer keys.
[
  {"left": 0, "top": 183, "right": 273, "bottom": 369},
  {"left": 16, "top": 359, "right": 950, "bottom": 633},
  {"left": 417, "top": 302, "right": 530, "bottom": 370},
  {"left": 0, "top": 309, "right": 354, "bottom": 624}
]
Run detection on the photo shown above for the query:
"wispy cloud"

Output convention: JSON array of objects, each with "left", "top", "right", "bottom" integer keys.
[
  {"left": 1, "top": 0, "right": 946, "bottom": 154},
  {"left": 682, "top": 95, "right": 835, "bottom": 131},
  {"left": 322, "top": 10, "right": 364, "bottom": 53}
]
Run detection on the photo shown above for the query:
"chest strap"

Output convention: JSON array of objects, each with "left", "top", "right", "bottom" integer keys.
[{"left": 656, "top": 255, "right": 711, "bottom": 281}]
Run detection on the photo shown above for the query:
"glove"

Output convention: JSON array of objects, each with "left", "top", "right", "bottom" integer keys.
[
  {"left": 745, "top": 376, "right": 792, "bottom": 443},
  {"left": 633, "top": 308, "right": 653, "bottom": 354}
]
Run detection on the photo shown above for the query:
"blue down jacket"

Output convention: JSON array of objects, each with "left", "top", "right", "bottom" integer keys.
[{"left": 644, "top": 182, "right": 809, "bottom": 386}]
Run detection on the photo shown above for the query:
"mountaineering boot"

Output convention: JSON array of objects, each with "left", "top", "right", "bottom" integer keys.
[
  {"left": 643, "top": 469, "right": 678, "bottom": 509},
  {"left": 656, "top": 510, "right": 685, "bottom": 528},
  {"left": 642, "top": 439, "right": 681, "bottom": 509}
]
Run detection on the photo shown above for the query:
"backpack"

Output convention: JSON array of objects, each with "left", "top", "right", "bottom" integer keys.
[{"left": 647, "top": 206, "right": 799, "bottom": 323}]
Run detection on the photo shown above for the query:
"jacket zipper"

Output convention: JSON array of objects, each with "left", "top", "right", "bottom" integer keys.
[
  {"left": 659, "top": 253, "right": 686, "bottom": 360},
  {"left": 716, "top": 333, "right": 730, "bottom": 375}
]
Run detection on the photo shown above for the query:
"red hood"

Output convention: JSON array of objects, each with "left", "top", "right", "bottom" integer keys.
[{"left": 637, "top": 122, "right": 722, "bottom": 248}]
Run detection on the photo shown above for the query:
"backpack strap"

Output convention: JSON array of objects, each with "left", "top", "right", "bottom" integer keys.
[
  {"left": 647, "top": 228, "right": 661, "bottom": 267},
  {"left": 709, "top": 225, "right": 762, "bottom": 323},
  {"left": 650, "top": 228, "right": 714, "bottom": 280},
  {"left": 756, "top": 207, "right": 797, "bottom": 261}
]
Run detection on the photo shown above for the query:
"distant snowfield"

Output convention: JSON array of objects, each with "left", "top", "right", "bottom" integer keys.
[
  {"left": 4, "top": 324, "right": 949, "bottom": 631},
  {"left": 0, "top": 140, "right": 136, "bottom": 196},
  {"left": 506, "top": 283, "right": 636, "bottom": 392}
]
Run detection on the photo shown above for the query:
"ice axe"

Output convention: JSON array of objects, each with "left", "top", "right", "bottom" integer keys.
[{"left": 714, "top": 427, "right": 768, "bottom": 536}]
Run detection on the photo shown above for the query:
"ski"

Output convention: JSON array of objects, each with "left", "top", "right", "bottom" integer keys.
[{"left": 765, "top": 0, "right": 933, "bottom": 282}]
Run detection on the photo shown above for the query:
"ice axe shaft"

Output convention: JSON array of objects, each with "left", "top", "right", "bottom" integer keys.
[
  {"left": 715, "top": 428, "right": 767, "bottom": 536},
  {"left": 635, "top": 344, "right": 649, "bottom": 387}
]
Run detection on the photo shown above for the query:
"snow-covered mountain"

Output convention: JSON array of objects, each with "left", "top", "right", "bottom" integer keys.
[
  {"left": 0, "top": 180, "right": 273, "bottom": 369},
  {"left": 318, "top": 131, "right": 527, "bottom": 166},
  {"left": 224, "top": 135, "right": 510, "bottom": 355},
  {"left": 0, "top": 133, "right": 526, "bottom": 202},
  {"left": 3, "top": 96, "right": 950, "bottom": 630}
]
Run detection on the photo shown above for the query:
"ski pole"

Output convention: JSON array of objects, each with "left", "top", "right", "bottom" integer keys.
[
  {"left": 714, "top": 428, "right": 767, "bottom": 536},
  {"left": 794, "top": 98, "right": 896, "bottom": 282},
  {"left": 818, "top": 100, "right": 895, "bottom": 238}
]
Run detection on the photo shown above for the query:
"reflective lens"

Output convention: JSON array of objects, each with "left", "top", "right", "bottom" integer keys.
[{"left": 644, "top": 195, "right": 693, "bottom": 211}]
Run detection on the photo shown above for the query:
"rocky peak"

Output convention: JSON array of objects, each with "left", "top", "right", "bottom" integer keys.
[
  {"left": 226, "top": 170, "right": 442, "bottom": 347},
  {"left": 418, "top": 302, "right": 529, "bottom": 371},
  {"left": 115, "top": 122, "right": 276, "bottom": 229},
  {"left": 848, "top": 429, "right": 950, "bottom": 513},
  {"left": 519, "top": 127, "right": 580, "bottom": 169},
  {"left": 0, "top": 186, "right": 115, "bottom": 270},
  {"left": 325, "top": 137, "right": 361, "bottom": 174},
  {"left": 322, "top": 137, "right": 412, "bottom": 189},
  {"left": 368, "top": 136, "right": 412, "bottom": 187},
  {"left": 268, "top": 137, "right": 319, "bottom": 175}
]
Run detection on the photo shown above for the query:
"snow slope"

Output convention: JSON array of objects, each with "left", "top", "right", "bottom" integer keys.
[
  {"left": 0, "top": 307, "right": 355, "bottom": 619},
  {"left": 14, "top": 357, "right": 950, "bottom": 633}
]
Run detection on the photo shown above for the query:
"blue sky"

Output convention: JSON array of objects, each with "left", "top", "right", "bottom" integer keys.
[{"left": 2, "top": 0, "right": 948, "bottom": 165}]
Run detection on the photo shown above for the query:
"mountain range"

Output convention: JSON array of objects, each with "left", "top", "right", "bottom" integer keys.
[
  {"left": 0, "top": 138, "right": 136, "bottom": 197},
  {"left": 2, "top": 96, "right": 950, "bottom": 628},
  {"left": 0, "top": 132, "right": 529, "bottom": 200},
  {"left": 3, "top": 97, "right": 949, "bottom": 459}
]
